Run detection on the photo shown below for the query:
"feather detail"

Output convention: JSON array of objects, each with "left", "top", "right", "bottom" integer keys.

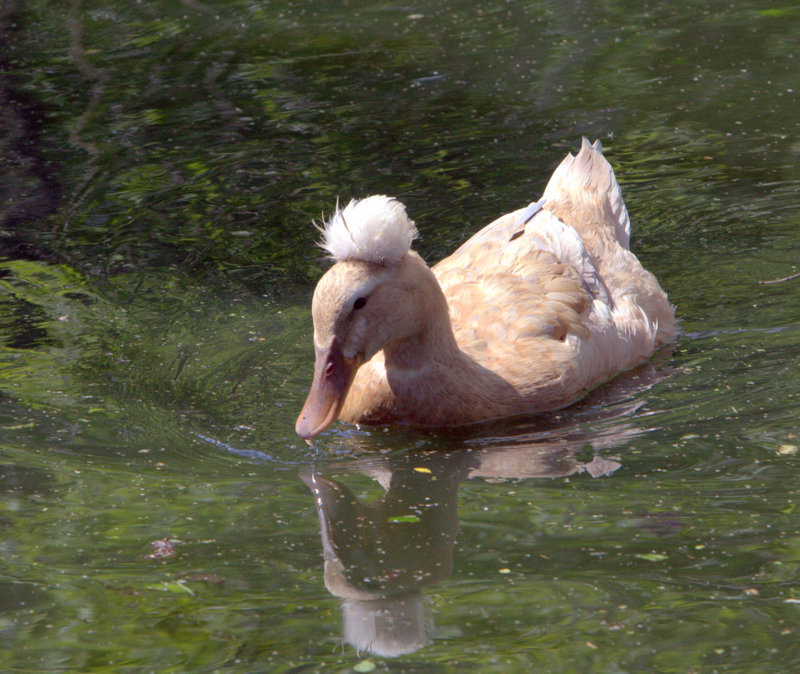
[
  {"left": 542, "top": 137, "right": 631, "bottom": 250},
  {"left": 319, "top": 195, "right": 419, "bottom": 266}
]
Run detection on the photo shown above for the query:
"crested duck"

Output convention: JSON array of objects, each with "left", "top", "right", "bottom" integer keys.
[{"left": 296, "top": 139, "right": 677, "bottom": 439}]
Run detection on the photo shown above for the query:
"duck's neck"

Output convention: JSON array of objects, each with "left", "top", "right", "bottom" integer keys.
[
  {"left": 383, "top": 266, "right": 462, "bottom": 372},
  {"left": 343, "top": 253, "right": 519, "bottom": 426}
]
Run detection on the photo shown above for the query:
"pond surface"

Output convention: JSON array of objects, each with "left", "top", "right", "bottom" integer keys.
[{"left": 2, "top": 0, "right": 800, "bottom": 671}]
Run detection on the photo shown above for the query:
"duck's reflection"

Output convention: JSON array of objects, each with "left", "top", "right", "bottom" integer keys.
[
  {"left": 299, "top": 361, "right": 672, "bottom": 655},
  {"left": 300, "top": 451, "right": 469, "bottom": 656},
  {"left": 301, "top": 433, "right": 622, "bottom": 656}
]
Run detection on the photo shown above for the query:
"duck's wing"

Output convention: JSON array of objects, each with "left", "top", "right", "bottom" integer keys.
[
  {"left": 433, "top": 170, "right": 610, "bottom": 352},
  {"left": 433, "top": 208, "right": 598, "bottom": 384},
  {"left": 433, "top": 139, "right": 620, "bottom": 312},
  {"left": 431, "top": 138, "right": 676, "bottom": 400},
  {"left": 441, "top": 138, "right": 629, "bottom": 263},
  {"left": 540, "top": 138, "right": 677, "bottom": 344}
]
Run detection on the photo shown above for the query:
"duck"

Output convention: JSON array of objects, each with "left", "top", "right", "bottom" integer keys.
[{"left": 296, "top": 138, "right": 677, "bottom": 440}]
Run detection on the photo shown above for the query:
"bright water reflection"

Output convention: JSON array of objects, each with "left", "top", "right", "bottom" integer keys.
[{"left": 2, "top": 0, "right": 800, "bottom": 670}]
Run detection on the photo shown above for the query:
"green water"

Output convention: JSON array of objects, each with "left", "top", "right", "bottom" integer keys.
[{"left": 2, "top": 0, "right": 800, "bottom": 671}]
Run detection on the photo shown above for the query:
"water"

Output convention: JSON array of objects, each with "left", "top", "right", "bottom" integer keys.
[{"left": 2, "top": 0, "right": 800, "bottom": 670}]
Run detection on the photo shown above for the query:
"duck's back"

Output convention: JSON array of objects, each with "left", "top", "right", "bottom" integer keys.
[{"left": 433, "top": 139, "right": 676, "bottom": 407}]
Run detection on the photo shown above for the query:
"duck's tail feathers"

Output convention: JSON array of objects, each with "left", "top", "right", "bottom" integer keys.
[{"left": 542, "top": 138, "right": 631, "bottom": 251}]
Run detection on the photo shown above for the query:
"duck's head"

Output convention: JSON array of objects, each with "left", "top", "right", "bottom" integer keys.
[{"left": 296, "top": 196, "right": 422, "bottom": 440}]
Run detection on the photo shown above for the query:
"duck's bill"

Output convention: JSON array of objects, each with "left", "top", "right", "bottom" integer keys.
[{"left": 295, "top": 339, "right": 359, "bottom": 440}]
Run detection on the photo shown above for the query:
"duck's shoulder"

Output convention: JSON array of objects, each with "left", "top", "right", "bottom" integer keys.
[
  {"left": 434, "top": 215, "right": 596, "bottom": 374},
  {"left": 433, "top": 207, "right": 604, "bottom": 319}
]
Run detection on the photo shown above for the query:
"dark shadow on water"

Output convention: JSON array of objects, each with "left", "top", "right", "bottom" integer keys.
[{"left": 0, "top": 1, "right": 64, "bottom": 263}]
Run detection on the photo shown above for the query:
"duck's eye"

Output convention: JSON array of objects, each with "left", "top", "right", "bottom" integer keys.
[{"left": 353, "top": 296, "right": 368, "bottom": 311}]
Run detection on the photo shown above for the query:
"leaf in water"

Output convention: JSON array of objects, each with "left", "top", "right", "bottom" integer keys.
[
  {"left": 636, "top": 553, "right": 668, "bottom": 562},
  {"left": 413, "top": 467, "right": 432, "bottom": 473},
  {"left": 146, "top": 581, "right": 195, "bottom": 596},
  {"left": 778, "top": 444, "right": 798, "bottom": 456},
  {"left": 387, "top": 515, "right": 421, "bottom": 524},
  {"left": 353, "top": 660, "right": 376, "bottom": 673},
  {"left": 758, "top": 8, "right": 800, "bottom": 17}
]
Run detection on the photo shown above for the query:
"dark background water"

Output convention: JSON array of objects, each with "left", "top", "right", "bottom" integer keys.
[{"left": 2, "top": 0, "right": 800, "bottom": 670}]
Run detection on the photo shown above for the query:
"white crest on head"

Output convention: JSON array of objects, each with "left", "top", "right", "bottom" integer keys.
[{"left": 319, "top": 195, "right": 418, "bottom": 266}]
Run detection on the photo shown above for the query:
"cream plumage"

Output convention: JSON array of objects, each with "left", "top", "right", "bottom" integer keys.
[{"left": 296, "top": 139, "right": 677, "bottom": 439}]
